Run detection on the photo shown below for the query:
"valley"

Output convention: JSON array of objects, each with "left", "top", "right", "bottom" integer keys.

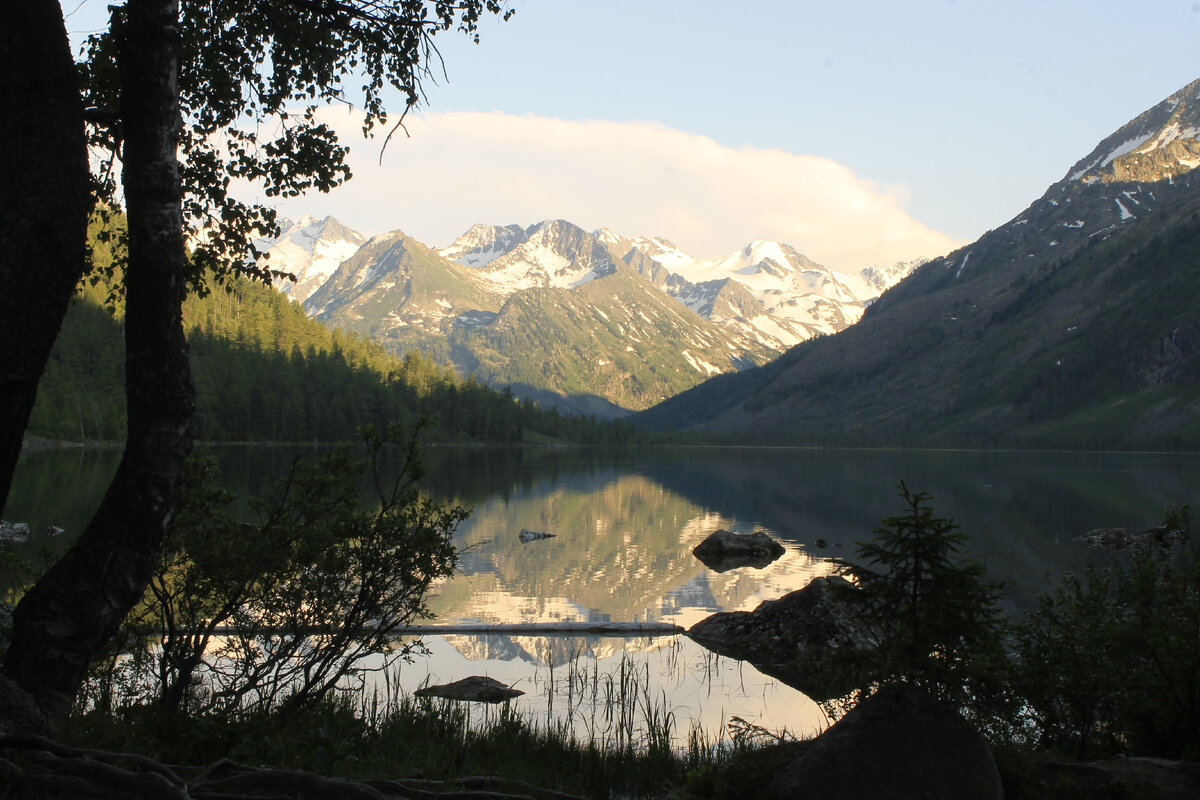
[{"left": 253, "top": 79, "right": 1200, "bottom": 449}]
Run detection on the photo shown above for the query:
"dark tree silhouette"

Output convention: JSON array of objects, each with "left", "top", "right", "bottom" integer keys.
[{"left": 1, "top": 0, "right": 511, "bottom": 720}]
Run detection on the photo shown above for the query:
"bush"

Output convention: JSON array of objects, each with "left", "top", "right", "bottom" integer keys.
[
  {"left": 82, "top": 422, "right": 467, "bottom": 722},
  {"left": 1012, "top": 505, "right": 1200, "bottom": 758}
]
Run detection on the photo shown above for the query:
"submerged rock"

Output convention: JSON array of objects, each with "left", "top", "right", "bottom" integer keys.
[
  {"left": 0, "top": 522, "right": 30, "bottom": 543},
  {"left": 414, "top": 676, "right": 524, "bottom": 704},
  {"left": 1078, "top": 525, "right": 1187, "bottom": 550},
  {"left": 687, "top": 576, "right": 871, "bottom": 700},
  {"left": 772, "top": 682, "right": 1004, "bottom": 800},
  {"left": 518, "top": 528, "right": 557, "bottom": 543},
  {"left": 692, "top": 529, "right": 785, "bottom": 572}
]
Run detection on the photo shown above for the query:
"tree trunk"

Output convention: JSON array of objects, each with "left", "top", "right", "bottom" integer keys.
[
  {"left": 4, "top": 0, "right": 195, "bottom": 716},
  {"left": 0, "top": 0, "right": 90, "bottom": 511}
]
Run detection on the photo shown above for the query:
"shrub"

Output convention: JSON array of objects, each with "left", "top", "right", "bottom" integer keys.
[
  {"left": 82, "top": 422, "right": 467, "bottom": 722},
  {"left": 1012, "top": 505, "right": 1199, "bottom": 758}
]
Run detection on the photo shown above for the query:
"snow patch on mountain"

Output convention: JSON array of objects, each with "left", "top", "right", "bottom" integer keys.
[
  {"left": 681, "top": 350, "right": 721, "bottom": 376},
  {"left": 1102, "top": 133, "right": 1154, "bottom": 169}
]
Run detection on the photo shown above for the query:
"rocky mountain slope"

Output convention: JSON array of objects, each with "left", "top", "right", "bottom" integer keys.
[
  {"left": 635, "top": 77, "right": 1200, "bottom": 447},
  {"left": 304, "top": 229, "right": 506, "bottom": 348}
]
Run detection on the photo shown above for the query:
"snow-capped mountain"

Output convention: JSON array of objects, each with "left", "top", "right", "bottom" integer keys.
[
  {"left": 440, "top": 222, "right": 922, "bottom": 352},
  {"left": 877, "top": 76, "right": 1200, "bottom": 310},
  {"left": 620, "top": 237, "right": 921, "bottom": 350},
  {"left": 265, "top": 215, "right": 366, "bottom": 303},
  {"left": 440, "top": 219, "right": 621, "bottom": 292},
  {"left": 436, "top": 223, "right": 529, "bottom": 268},
  {"left": 300, "top": 216, "right": 927, "bottom": 415},
  {"left": 306, "top": 220, "right": 782, "bottom": 414}
]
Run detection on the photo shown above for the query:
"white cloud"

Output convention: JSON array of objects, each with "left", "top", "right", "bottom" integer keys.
[{"left": 270, "top": 109, "right": 960, "bottom": 269}]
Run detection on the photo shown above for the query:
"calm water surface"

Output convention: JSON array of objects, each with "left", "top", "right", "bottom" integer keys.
[{"left": 7, "top": 444, "right": 1200, "bottom": 743}]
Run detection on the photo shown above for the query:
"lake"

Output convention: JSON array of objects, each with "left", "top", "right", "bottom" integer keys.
[{"left": 6, "top": 444, "right": 1199, "bottom": 745}]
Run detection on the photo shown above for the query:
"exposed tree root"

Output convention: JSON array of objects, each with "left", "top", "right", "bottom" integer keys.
[{"left": 0, "top": 736, "right": 594, "bottom": 800}]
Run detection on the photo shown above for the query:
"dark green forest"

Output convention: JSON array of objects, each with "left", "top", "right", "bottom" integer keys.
[{"left": 28, "top": 223, "right": 645, "bottom": 445}]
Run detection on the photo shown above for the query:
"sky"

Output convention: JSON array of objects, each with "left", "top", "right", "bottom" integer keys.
[{"left": 63, "top": 0, "right": 1200, "bottom": 270}]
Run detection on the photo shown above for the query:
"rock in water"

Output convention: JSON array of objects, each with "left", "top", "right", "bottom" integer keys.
[
  {"left": 692, "top": 529, "right": 785, "bottom": 572},
  {"left": 413, "top": 676, "right": 524, "bottom": 703},
  {"left": 772, "top": 682, "right": 1004, "bottom": 800},
  {"left": 687, "top": 576, "right": 870, "bottom": 700},
  {"left": 1078, "top": 525, "right": 1186, "bottom": 550},
  {"left": 0, "top": 522, "right": 30, "bottom": 543}
]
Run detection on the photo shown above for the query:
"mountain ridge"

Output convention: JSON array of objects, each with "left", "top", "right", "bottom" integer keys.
[
  {"left": 635, "top": 76, "right": 1200, "bottom": 447},
  {"left": 295, "top": 217, "right": 921, "bottom": 416}
]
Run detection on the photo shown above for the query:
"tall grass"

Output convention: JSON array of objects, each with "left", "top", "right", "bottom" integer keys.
[{"left": 62, "top": 640, "right": 804, "bottom": 799}]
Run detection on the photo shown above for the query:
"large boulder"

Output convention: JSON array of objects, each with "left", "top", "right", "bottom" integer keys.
[
  {"left": 772, "top": 682, "right": 1004, "bottom": 800},
  {"left": 686, "top": 576, "right": 871, "bottom": 700},
  {"left": 692, "top": 529, "right": 785, "bottom": 572}
]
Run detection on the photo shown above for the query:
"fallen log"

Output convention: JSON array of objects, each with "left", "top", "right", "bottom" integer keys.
[{"left": 189, "top": 621, "right": 685, "bottom": 637}]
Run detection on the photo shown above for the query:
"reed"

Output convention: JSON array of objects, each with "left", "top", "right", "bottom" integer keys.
[{"left": 61, "top": 641, "right": 804, "bottom": 799}]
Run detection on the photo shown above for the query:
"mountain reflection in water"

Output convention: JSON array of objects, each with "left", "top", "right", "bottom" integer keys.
[{"left": 429, "top": 472, "right": 834, "bottom": 635}]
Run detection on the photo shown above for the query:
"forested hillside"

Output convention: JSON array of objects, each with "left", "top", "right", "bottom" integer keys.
[
  {"left": 28, "top": 223, "right": 643, "bottom": 445},
  {"left": 636, "top": 78, "right": 1200, "bottom": 449}
]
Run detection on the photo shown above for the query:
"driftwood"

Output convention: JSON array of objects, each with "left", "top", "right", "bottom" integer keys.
[
  {"left": 402, "top": 621, "right": 683, "bottom": 636},
  {"left": 0, "top": 736, "right": 592, "bottom": 800}
]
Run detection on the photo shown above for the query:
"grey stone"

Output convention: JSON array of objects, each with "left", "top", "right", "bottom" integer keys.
[
  {"left": 0, "top": 521, "right": 30, "bottom": 543},
  {"left": 687, "top": 576, "right": 871, "bottom": 700},
  {"left": 693, "top": 529, "right": 785, "bottom": 572},
  {"left": 1078, "top": 525, "right": 1187, "bottom": 550},
  {"left": 773, "top": 682, "right": 1004, "bottom": 800}
]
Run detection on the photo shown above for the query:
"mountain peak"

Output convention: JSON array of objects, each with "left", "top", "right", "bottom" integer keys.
[
  {"left": 525, "top": 218, "right": 585, "bottom": 238},
  {"left": 439, "top": 223, "right": 528, "bottom": 268},
  {"left": 266, "top": 216, "right": 366, "bottom": 303},
  {"left": 592, "top": 226, "right": 629, "bottom": 250},
  {"left": 1061, "top": 76, "right": 1200, "bottom": 187}
]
